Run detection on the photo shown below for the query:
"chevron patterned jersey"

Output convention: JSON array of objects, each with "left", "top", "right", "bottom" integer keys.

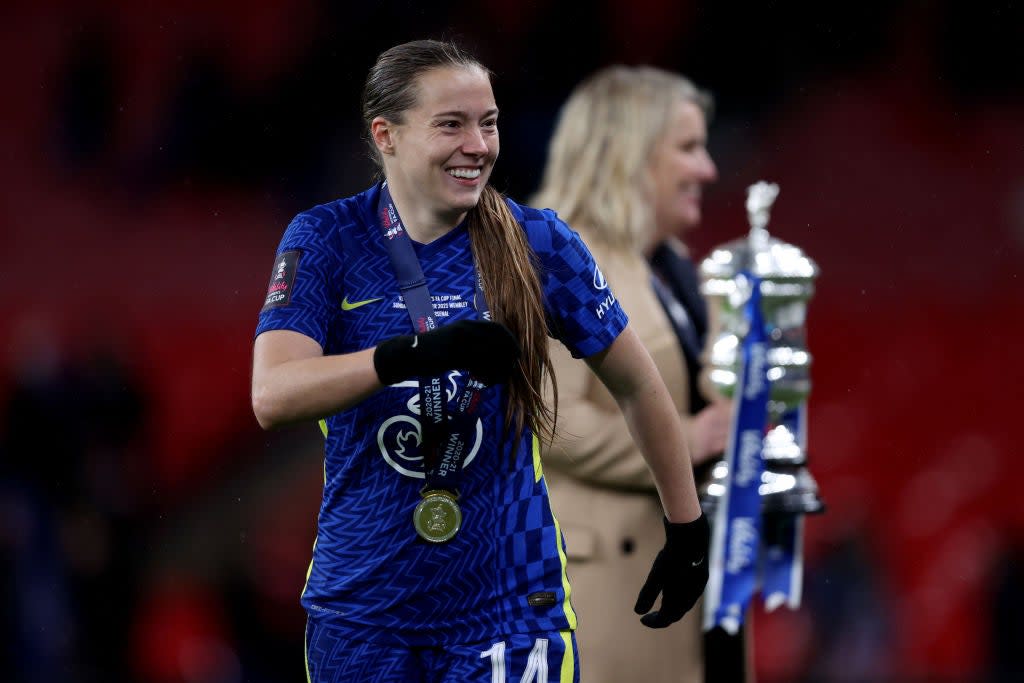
[{"left": 255, "top": 183, "right": 628, "bottom": 646}]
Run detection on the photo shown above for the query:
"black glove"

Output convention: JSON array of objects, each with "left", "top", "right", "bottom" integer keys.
[
  {"left": 634, "top": 512, "right": 710, "bottom": 628},
  {"left": 373, "top": 319, "right": 522, "bottom": 386}
]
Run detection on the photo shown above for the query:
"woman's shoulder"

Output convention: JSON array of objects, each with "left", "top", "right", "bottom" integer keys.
[
  {"left": 503, "top": 197, "right": 576, "bottom": 250},
  {"left": 289, "top": 185, "right": 381, "bottom": 236},
  {"left": 504, "top": 196, "right": 555, "bottom": 224}
]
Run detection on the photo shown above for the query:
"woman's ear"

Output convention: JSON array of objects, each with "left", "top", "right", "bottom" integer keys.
[{"left": 370, "top": 117, "right": 395, "bottom": 156}]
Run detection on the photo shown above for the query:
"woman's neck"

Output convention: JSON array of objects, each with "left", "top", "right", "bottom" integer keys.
[{"left": 385, "top": 179, "right": 465, "bottom": 244}]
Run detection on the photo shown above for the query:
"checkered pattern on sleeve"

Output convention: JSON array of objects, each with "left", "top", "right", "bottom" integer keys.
[{"left": 512, "top": 202, "right": 629, "bottom": 358}]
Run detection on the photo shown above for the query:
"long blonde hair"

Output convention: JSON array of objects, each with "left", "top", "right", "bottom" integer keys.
[
  {"left": 531, "top": 65, "right": 712, "bottom": 252},
  {"left": 362, "top": 40, "right": 556, "bottom": 447}
]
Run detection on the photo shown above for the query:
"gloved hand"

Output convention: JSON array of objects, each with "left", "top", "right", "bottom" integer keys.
[
  {"left": 373, "top": 319, "right": 522, "bottom": 386},
  {"left": 634, "top": 512, "right": 710, "bottom": 628}
]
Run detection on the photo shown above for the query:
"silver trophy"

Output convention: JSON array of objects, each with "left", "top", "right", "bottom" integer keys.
[{"left": 698, "top": 182, "right": 824, "bottom": 515}]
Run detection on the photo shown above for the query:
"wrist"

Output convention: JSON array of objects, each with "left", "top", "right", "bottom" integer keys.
[
  {"left": 664, "top": 497, "right": 704, "bottom": 525},
  {"left": 665, "top": 512, "right": 710, "bottom": 546},
  {"left": 373, "top": 334, "right": 419, "bottom": 385}
]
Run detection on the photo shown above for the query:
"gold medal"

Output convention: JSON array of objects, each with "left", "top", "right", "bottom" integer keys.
[{"left": 413, "top": 490, "right": 462, "bottom": 543}]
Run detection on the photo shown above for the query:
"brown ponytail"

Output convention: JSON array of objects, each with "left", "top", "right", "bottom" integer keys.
[{"left": 467, "top": 186, "right": 557, "bottom": 448}]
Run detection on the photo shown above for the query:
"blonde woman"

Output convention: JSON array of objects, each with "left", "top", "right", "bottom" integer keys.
[{"left": 533, "top": 66, "right": 736, "bottom": 682}]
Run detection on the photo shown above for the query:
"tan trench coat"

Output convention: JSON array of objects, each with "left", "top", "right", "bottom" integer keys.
[{"left": 543, "top": 241, "right": 705, "bottom": 683}]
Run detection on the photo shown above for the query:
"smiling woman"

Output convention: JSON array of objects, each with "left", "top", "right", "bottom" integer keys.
[
  {"left": 369, "top": 65, "right": 499, "bottom": 243},
  {"left": 250, "top": 39, "right": 709, "bottom": 683}
]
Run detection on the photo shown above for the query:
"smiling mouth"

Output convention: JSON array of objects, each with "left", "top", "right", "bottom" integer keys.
[{"left": 447, "top": 168, "right": 482, "bottom": 180}]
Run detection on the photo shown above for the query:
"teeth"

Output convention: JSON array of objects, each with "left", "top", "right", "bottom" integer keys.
[{"left": 448, "top": 168, "right": 481, "bottom": 179}]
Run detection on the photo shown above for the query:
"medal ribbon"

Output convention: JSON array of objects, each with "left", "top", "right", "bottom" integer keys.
[
  {"left": 376, "top": 183, "right": 489, "bottom": 494},
  {"left": 704, "top": 273, "right": 769, "bottom": 635}
]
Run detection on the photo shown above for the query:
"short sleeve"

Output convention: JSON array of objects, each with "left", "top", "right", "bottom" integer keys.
[
  {"left": 522, "top": 208, "right": 629, "bottom": 358},
  {"left": 255, "top": 214, "right": 339, "bottom": 348}
]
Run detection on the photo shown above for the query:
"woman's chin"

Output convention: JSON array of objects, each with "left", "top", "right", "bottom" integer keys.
[
  {"left": 674, "top": 208, "right": 702, "bottom": 233},
  {"left": 447, "top": 188, "right": 485, "bottom": 212}
]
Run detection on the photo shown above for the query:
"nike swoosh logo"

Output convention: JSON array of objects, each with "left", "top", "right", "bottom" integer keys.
[{"left": 341, "top": 296, "right": 383, "bottom": 311}]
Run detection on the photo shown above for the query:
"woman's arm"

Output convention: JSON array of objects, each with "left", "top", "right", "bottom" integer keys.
[
  {"left": 545, "top": 340, "right": 729, "bottom": 487},
  {"left": 586, "top": 323, "right": 710, "bottom": 628},
  {"left": 251, "top": 321, "right": 522, "bottom": 430},
  {"left": 585, "top": 324, "right": 702, "bottom": 523},
  {"left": 251, "top": 330, "right": 382, "bottom": 430}
]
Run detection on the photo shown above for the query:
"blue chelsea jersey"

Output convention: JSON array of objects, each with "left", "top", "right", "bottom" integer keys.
[{"left": 255, "top": 183, "right": 628, "bottom": 646}]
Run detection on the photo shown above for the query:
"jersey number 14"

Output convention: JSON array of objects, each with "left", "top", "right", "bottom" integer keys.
[{"left": 480, "top": 638, "right": 551, "bottom": 683}]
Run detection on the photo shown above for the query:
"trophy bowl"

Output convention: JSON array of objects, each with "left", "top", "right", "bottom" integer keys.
[{"left": 697, "top": 182, "right": 824, "bottom": 516}]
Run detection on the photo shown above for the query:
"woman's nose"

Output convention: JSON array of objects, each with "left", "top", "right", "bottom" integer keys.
[{"left": 462, "top": 126, "right": 489, "bottom": 155}]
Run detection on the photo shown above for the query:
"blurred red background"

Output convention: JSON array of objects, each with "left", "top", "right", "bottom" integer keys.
[{"left": 1, "top": 1, "right": 1021, "bottom": 681}]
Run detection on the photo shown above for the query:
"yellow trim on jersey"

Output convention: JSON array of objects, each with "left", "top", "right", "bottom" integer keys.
[
  {"left": 318, "top": 418, "right": 328, "bottom": 437},
  {"left": 559, "top": 630, "right": 576, "bottom": 682},
  {"left": 532, "top": 433, "right": 543, "bottom": 482},
  {"left": 303, "top": 537, "right": 318, "bottom": 593},
  {"left": 535, "top": 433, "right": 578, "bottom": 629},
  {"left": 551, "top": 514, "right": 578, "bottom": 629}
]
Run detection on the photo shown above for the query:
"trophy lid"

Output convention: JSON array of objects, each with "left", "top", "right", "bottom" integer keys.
[{"left": 700, "top": 181, "right": 818, "bottom": 296}]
